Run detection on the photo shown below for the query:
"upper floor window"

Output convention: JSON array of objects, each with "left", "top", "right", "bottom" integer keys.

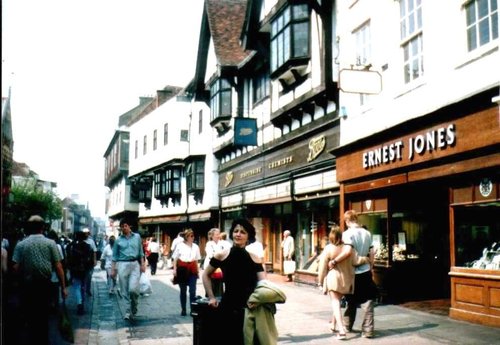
[
  {"left": 143, "top": 135, "right": 147, "bottom": 155},
  {"left": 180, "top": 129, "right": 189, "bottom": 142},
  {"left": 164, "top": 123, "right": 168, "bottom": 146},
  {"left": 166, "top": 167, "right": 182, "bottom": 206},
  {"left": 210, "top": 78, "right": 232, "bottom": 122},
  {"left": 355, "top": 22, "right": 372, "bottom": 106},
  {"left": 186, "top": 158, "right": 205, "bottom": 191},
  {"left": 134, "top": 140, "right": 138, "bottom": 159},
  {"left": 400, "top": 0, "right": 424, "bottom": 84},
  {"left": 198, "top": 110, "right": 203, "bottom": 134},
  {"left": 253, "top": 70, "right": 270, "bottom": 104},
  {"left": 270, "top": 3, "right": 310, "bottom": 74},
  {"left": 153, "top": 129, "right": 157, "bottom": 151},
  {"left": 154, "top": 170, "right": 165, "bottom": 198},
  {"left": 465, "top": 0, "right": 498, "bottom": 51}
]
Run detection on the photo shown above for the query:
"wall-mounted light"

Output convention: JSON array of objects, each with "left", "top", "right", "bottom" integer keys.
[{"left": 340, "top": 106, "right": 348, "bottom": 120}]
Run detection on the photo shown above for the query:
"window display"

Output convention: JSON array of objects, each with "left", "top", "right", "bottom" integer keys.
[{"left": 454, "top": 205, "right": 500, "bottom": 269}]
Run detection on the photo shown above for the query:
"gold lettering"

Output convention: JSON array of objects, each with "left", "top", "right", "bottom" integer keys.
[{"left": 268, "top": 156, "right": 293, "bottom": 169}]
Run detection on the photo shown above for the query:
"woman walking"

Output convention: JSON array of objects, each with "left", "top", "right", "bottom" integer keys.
[
  {"left": 203, "top": 228, "right": 224, "bottom": 297},
  {"left": 172, "top": 229, "right": 201, "bottom": 316},
  {"left": 317, "top": 225, "right": 369, "bottom": 340}
]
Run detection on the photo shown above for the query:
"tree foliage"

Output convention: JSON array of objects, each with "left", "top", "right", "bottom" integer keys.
[{"left": 8, "top": 180, "right": 63, "bottom": 230}]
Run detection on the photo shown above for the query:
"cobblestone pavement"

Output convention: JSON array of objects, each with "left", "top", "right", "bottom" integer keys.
[{"left": 46, "top": 265, "right": 499, "bottom": 345}]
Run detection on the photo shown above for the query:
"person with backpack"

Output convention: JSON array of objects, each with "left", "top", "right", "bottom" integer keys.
[{"left": 67, "top": 230, "right": 93, "bottom": 315}]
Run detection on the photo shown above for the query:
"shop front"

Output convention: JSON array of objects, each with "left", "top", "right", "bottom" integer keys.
[
  {"left": 219, "top": 130, "right": 340, "bottom": 277},
  {"left": 331, "top": 89, "right": 499, "bottom": 326}
]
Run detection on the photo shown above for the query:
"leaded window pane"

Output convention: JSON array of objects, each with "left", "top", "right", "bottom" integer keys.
[{"left": 293, "top": 22, "right": 309, "bottom": 57}]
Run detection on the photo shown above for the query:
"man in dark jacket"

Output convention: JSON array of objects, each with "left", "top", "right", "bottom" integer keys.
[{"left": 67, "top": 230, "right": 93, "bottom": 315}]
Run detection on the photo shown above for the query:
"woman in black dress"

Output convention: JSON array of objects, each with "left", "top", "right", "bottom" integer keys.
[{"left": 202, "top": 218, "right": 266, "bottom": 345}]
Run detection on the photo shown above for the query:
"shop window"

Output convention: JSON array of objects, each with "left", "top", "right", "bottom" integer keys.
[
  {"left": 358, "top": 213, "right": 389, "bottom": 264},
  {"left": 453, "top": 205, "right": 500, "bottom": 269}
]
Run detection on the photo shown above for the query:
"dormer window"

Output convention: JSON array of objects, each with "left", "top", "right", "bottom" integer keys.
[
  {"left": 270, "top": 3, "right": 310, "bottom": 77},
  {"left": 210, "top": 78, "right": 232, "bottom": 122}
]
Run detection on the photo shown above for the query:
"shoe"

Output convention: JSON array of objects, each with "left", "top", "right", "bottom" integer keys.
[
  {"left": 336, "top": 333, "right": 347, "bottom": 340},
  {"left": 328, "top": 322, "right": 337, "bottom": 333},
  {"left": 123, "top": 312, "right": 131, "bottom": 320},
  {"left": 181, "top": 310, "right": 187, "bottom": 316},
  {"left": 77, "top": 304, "right": 84, "bottom": 315},
  {"left": 362, "top": 332, "right": 374, "bottom": 338}
]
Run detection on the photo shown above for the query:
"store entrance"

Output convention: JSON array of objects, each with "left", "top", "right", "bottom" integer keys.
[
  {"left": 388, "top": 182, "right": 451, "bottom": 303},
  {"left": 358, "top": 182, "right": 451, "bottom": 305}
]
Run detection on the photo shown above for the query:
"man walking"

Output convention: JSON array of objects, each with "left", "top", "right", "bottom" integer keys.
[
  {"left": 111, "top": 218, "right": 146, "bottom": 320},
  {"left": 281, "top": 230, "right": 295, "bottom": 282},
  {"left": 329, "top": 210, "right": 377, "bottom": 338},
  {"left": 12, "top": 215, "right": 68, "bottom": 345},
  {"left": 82, "top": 228, "right": 97, "bottom": 296}
]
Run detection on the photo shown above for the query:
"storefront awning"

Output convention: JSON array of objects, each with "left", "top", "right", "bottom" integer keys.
[
  {"left": 139, "top": 215, "right": 187, "bottom": 225},
  {"left": 188, "top": 212, "right": 212, "bottom": 222}
]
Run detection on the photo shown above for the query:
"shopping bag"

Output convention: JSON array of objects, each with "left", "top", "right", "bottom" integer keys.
[
  {"left": 157, "top": 258, "right": 164, "bottom": 269},
  {"left": 283, "top": 260, "right": 296, "bottom": 275},
  {"left": 58, "top": 301, "right": 74, "bottom": 343},
  {"left": 139, "top": 273, "right": 153, "bottom": 295}
]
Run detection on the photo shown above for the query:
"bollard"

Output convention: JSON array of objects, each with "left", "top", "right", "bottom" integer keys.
[{"left": 191, "top": 297, "right": 219, "bottom": 345}]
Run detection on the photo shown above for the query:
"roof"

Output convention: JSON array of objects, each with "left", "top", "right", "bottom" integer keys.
[{"left": 206, "top": 0, "right": 250, "bottom": 67}]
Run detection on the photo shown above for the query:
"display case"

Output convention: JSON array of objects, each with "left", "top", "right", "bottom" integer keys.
[{"left": 450, "top": 177, "right": 500, "bottom": 327}]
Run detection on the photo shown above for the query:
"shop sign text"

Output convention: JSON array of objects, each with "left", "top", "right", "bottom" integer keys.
[{"left": 362, "top": 124, "right": 456, "bottom": 169}]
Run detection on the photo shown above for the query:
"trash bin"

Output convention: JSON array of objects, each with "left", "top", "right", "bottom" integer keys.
[{"left": 191, "top": 297, "right": 220, "bottom": 345}]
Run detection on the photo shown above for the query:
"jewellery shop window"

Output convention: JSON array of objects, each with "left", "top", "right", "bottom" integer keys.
[
  {"left": 357, "top": 212, "right": 388, "bottom": 266},
  {"left": 453, "top": 204, "right": 500, "bottom": 270}
]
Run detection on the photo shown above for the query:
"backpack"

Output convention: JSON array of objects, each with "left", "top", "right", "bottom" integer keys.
[{"left": 67, "top": 240, "right": 93, "bottom": 273}]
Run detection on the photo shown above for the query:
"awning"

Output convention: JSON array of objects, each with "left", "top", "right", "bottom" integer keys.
[
  {"left": 139, "top": 215, "right": 187, "bottom": 225},
  {"left": 188, "top": 212, "right": 212, "bottom": 222}
]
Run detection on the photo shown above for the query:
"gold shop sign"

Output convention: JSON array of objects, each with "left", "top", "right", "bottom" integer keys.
[
  {"left": 224, "top": 171, "right": 234, "bottom": 187},
  {"left": 307, "top": 135, "right": 326, "bottom": 162},
  {"left": 268, "top": 156, "right": 293, "bottom": 169},
  {"left": 240, "top": 167, "right": 262, "bottom": 179}
]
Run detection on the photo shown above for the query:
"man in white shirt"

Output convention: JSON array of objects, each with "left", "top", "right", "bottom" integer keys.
[{"left": 281, "top": 230, "right": 295, "bottom": 282}]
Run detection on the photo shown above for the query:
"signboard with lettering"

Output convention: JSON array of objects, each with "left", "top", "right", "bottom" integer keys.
[{"left": 335, "top": 108, "right": 499, "bottom": 182}]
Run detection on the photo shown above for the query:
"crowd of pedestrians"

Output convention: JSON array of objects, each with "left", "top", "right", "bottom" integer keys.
[{"left": 2, "top": 209, "right": 384, "bottom": 344}]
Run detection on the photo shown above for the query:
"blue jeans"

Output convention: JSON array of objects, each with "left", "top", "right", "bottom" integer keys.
[
  {"left": 179, "top": 275, "right": 197, "bottom": 312},
  {"left": 72, "top": 276, "right": 85, "bottom": 305}
]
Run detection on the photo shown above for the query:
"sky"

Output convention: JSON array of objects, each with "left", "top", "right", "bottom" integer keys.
[{"left": 2, "top": 0, "right": 204, "bottom": 218}]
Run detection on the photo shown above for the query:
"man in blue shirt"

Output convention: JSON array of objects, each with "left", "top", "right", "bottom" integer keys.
[{"left": 111, "top": 218, "right": 146, "bottom": 320}]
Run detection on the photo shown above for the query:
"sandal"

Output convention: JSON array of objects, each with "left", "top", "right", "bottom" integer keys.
[
  {"left": 328, "top": 322, "right": 337, "bottom": 333},
  {"left": 336, "top": 333, "right": 347, "bottom": 340}
]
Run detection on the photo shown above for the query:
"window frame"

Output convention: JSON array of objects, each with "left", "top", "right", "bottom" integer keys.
[
  {"left": 253, "top": 70, "right": 270, "bottom": 105},
  {"left": 164, "top": 123, "right": 168, "bottom": 146},
  {"left": 399, "top": 0, "right": 424, "bottom": 84},
  {"left": 210, "top": 78, "right": 232, "bottom": 122},
  {"left": 270, "top": 3, "right": 311, "bottom": 76},
  {"left": 465, "top": 0, "right": 499, "bottom": 52}
]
